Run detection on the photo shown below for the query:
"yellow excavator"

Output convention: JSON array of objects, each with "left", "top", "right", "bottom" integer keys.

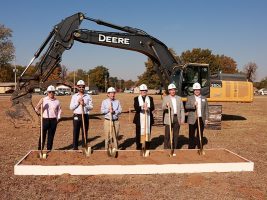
[
  {"left": 209, "top": 72, "right": 253, "bottom": 103},
  {"left": 6, "top": 13, "right": 253, "bottom": 130},
  {"left": 208, "top": 71, "right": 253, "bottom": 129},
  {"left": 177, "top": 63, "right": 253, "bottom": 129}
]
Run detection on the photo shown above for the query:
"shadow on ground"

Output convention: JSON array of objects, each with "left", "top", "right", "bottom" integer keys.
[
  {"left": 57, "top": 136, "right": 100, "bottom": 150},
  {"left": 222, "top": 114, "right": 246, "bottom": 121}
]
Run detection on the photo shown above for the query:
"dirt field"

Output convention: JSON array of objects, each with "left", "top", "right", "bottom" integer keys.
[{"left": 0, "top": 94, "right": 266, "bottom": 199}]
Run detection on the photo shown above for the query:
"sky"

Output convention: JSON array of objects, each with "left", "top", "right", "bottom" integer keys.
[{"left": 1, "top": 0, "right": 266, "bottom": 81}]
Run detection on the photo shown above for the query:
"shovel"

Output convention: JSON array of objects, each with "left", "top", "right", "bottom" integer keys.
[
  {"left": 107, "top": 101, "right": 118, "bottom": 158},
  {"left": 168, "top": 105, "right": 176, "bottom": 157},
  {"left": 39, "top": 102, "right": 47, "bottom": 159},
  {"left": 196, "top": 105, "right": 205, "bottom": 155},
  {"left": 141, "top": 109, "right": 150, "bottom": 157},
  {"left": 81, "top": 105, "right": 91, "bottom": 157}
]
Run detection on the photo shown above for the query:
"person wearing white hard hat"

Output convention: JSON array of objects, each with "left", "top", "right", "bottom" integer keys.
[
  {"left": 133, "top": 84, "right": 155, "bottom": 151},
  {"left": 185, "top": 82, "right": 209, "bottom": 149},
  {"left": 70, "top": 80, "right": 93, "bottom": 150},
  {"left": 101, "top": 87, "right": 122, "bottom": 149},
  {"left": 162, "top": 83, "right": 185, "bottom": 150},
  {"left": 35, "top": 85, "right": 62, "bottom": 151}
]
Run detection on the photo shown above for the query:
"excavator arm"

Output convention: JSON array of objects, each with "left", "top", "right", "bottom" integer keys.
[
  {"left": 7, "top": 12, "right": 181, "bottom": 126},
  {"left": 73, "top": 30, "right": 175, "bottom": 80}
]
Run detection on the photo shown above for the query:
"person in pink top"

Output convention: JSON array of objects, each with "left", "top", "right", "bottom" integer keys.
[{"left": 35, "top": 85, "right": 61, "bottom": 151}]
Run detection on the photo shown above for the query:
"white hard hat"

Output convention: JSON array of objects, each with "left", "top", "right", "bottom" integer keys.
[
  {"left": 168, "top": 83, "right": 176, "bottom": 90},
  {"left": 47, "top": 85, "right": 55, "bottom": 92},
  {"left": 77, "top": 80, "right": 85, "bottom": 85},
  {"left": 139, "top": 84, "right": 148, "bottom": 91},
  {"left": 193, "top": 82, "right": 201, "bottom": 90},
  {"left": 107, "top": 87, "right": 116, "bottom": 93}
]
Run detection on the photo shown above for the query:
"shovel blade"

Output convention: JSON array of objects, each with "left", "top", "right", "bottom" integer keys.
[
  {"left": 144, "top": 150, "right": 150, "bottom": 157},
  {"left": 169, "top": 149, "right": 176, "bottom": 157},
  {"left": 83, "top": 146, "right": 92, "bottom": 157},
  {"left": 111, "top": 148, "right": 118, "bottom": 158},
  {"left": 198, "top": 149, "right": 205, "bottom": 155},
  {"left": 107, "top": 147, "right": 117, "bottom": 158},
  {"left": 38, "top": 151, "right": 47, "bottom": 159}
]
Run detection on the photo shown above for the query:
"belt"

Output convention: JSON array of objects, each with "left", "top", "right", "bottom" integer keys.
[
  {"left": 74, "top": 113, "right": 88, "bottom": 116},
  {"left": 105, "top": 118, "right": 118, "bottom": 121}
]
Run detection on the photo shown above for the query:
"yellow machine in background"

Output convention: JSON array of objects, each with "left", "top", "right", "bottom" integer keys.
[
  {"left": 205, "top": 73, "right": 253, "bottom": 129},
  {"left": 166, "top": 63, "right": 253, "bottom": 129},
  {"left": 178, "top": 64, "right": 254, "bottom": 130},
  {"left": 209, "top": 73, "right": 253, "bottom": 103}
]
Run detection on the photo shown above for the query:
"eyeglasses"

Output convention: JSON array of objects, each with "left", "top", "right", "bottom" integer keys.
[
  {"left": 48, "top": 91, "right": 55, "bottom": 93},
  {"left": 78, "top": 86, "right": 85, "bottom": 89}
]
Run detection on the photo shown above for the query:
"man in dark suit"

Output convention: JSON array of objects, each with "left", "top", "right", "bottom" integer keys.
[
  {"left": 133, "top": 84, "right": 155, "bottom": 153},
  {"left": 185, "top": 82, "right": 209, "bottom": 149}
]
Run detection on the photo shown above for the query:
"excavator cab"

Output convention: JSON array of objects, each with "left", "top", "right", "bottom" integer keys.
[{"left": 171, "top": 63, "right": 210, "bottom": 97}]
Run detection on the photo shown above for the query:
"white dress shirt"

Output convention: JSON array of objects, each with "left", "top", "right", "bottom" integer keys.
[
  {"left": 194, "top": 95, "right": 202, "bottom": 117},
  {"left": 70, "top": 93, "right": 93, "bottom": 114},
  {"left": 170, "top": 96, "right": 177, "bottom": 114}
]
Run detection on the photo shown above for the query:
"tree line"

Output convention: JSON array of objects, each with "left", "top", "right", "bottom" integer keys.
[{"left": 1, "top": 24, "right": 265, "bottom": 90}]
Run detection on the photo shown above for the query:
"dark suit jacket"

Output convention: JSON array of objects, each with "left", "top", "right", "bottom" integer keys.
[
  {"left": 133, "top": 96, "right": 155, "bottom": 125},
  {"left": 185, "top": 95, "right": 209, "bottom": 124}
]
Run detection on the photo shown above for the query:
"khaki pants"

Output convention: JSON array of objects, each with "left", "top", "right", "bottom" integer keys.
[{"left": 104, "top": 120, "right": 120, "bottom": 149}]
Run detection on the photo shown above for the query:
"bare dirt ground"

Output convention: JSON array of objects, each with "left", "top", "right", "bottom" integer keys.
[
  {"left": 21, "top": 149, "right": 245, "bottom": 165},
  {"left": 0, "top": 94, "right": 266, "bottom": 199}
]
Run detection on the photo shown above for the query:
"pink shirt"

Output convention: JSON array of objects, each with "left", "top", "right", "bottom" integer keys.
[{"left": 35, "top": 96, "right": 62, "bottom": 119}]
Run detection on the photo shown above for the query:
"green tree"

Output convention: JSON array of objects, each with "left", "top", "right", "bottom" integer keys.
[
  {"left": 0, "top": 64, "right": 13, "bottom": 82},
  {"left": 217, "top": 55, "right": 238, "bottom": 73},
  {"left": 137, "top": 58, "right": 162, "bottom": 89},
  {"left": 0, "top": 24, "right": 14, "bottom": 66},
  {"left": 0, "top": 24, "right": 15, "bottom": 82},
  {"left": 180, "top": 48, "right": 220, "bottom": 73},
  {"left": 88, "top": 65, "right": 109, "bottom": 91},
  {"left": 66, "top": 68, "right": 87, "bottom": 84},
  {"left": 180, "top": 48, "right": 238, "bottom": 74},
  {"left": 109, "top": 76, "right": 118, "bottom": 88},
  {"left": 124, "top": 79, "right": 135, "bottom": 89}
]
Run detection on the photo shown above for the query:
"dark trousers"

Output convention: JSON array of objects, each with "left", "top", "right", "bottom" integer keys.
[
  {"left": 73, "top": 114, "right": 89, "bottom": 150},
  {"left": 135, "top": 124, "right": 152, "bottom": 150},
  {"left": 38, "top": 118, "right": 57, "bottom": 150},
  {"left": 188, "top": 117, "right": 204, "bottom": 149},
  {"left": 164, "top": 115, "right": 180, "bottom": 149}
]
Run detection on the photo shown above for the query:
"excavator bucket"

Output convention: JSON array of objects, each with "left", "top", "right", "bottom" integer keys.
[{"left": 6, "top": 91, "right": 39, "bottom": 128}]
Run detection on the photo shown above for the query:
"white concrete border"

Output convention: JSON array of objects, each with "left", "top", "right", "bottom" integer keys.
[{"left": 14, "top": 149, "right": 254, "bottom": 175}]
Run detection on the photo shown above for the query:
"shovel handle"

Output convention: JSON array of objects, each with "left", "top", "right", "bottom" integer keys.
[
  {"left": 81, "top": 104, "right": 87, "bottom": 145},
  {"left": 195, "top": 104, "right": 203, "bottom": 151},
  {"left": 144, "top": 109, "right": 147, "bottom": 142},
  {"left": 168, "top": 105, "right": 173, "bottom": 150},
  {"left": 109, "top": 102, "right": 112, "bottom": 142},
  {"left": 109, "top": 101, "right": 118, "bottom": 149},
  {"left": 40, "top": 102, "right": 43, "bottom": 152}
]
